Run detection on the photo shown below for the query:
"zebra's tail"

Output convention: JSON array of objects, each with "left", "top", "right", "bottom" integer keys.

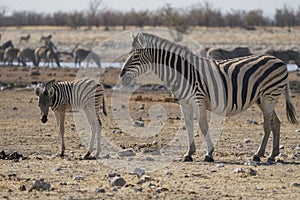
[
  {"left": 102, "top": 96, "right": 107, "bottom": 116},
  {"left": 285, "top": 83, "right": 298, "bottom": 124}
]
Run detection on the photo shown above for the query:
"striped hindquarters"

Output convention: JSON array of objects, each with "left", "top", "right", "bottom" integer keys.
[{"left": 200, "top": 55, "right": 287, "bottom": 116}]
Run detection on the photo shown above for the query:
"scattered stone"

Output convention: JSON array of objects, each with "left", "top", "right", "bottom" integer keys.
[
  {"left": 107, "top": 172, "right": 119, "bottom": 178},
  {"left": 244, "top": 139, "right": 251, "bottom": 144},
  {"left": 95, "top": 188, "right": 105, "bottom": 193},
  {"left": 291, "top": 182, "right": 300, "bottom": 187},
  {"left": 118, "top": 149, "right": 136, "bottom": 157},
  {"left": 134, "top": 187, "right": 143, "bottom": 192},
  {"left": 146, "top": 157, "right": 154, "bottom": 161},
  {"left": 19, "top": 185, "right": 26, "bottom": 191},
  {"left": 295, "top": 129, "right": 300, "bottom": 133},
  {"left": 165, "top": 170, "right": 173, "bottom": 176},
  {"left": 60, "top": 182, "right": 67, "bottom": 186},
  {"left": 137, "top": 179, "right": 146, "bottom": 185},
  {"left": 246, "top": 119, "right": 259, "bottom": 125},
  {"left": 12, "top": 107, "right": 18, "bottom": 111},
  {"left": 244, "top": 160, "right": 257, "bottom": 166},
  {"left": 279, "top": 145, "right": 284, "bottom": 149},
  {"left": 30, "top": 71, "right": 41, "bottom": 76},
  {"left": 134, "top": 120, "right": 144, "bottom": 127},
  {"left": 216, "top": 163, "right": 225, "bottom": 168},
  {"left": 0, "top": 150, "right": 26, "bottom": 162},
  {"left": 73, "top": 175, "right": 84, "bottom": 181},
  {"left": 134, "top": 168, "right": 145, "bottom": 178},
  {"left": 112, "top": 129, "right": 122, "bottom": 134},
  {"left": 247, "top": 168, "right": 257, "bottom": 176},
  {"left": 155, "top": 187, "right": 169, "bottom": 193},
  {"left": 152, "top": 141, "right": 158, "bottom": 145},
  {"left": 139, "top": 104, "right": 145, "bottom": 110},
  {"left": 29, "top": 179, "right": 51, "bottom": 191},
  {"left": 279, "top": 153, "right": 288, "bottom": 159},
  {"left": 295, "top": 144, "right": 300, "bottom": 150},
  {"left": 235, "top": 144, "right": 243, "bottom": 149},
  {"left": 255, "top": 186, "right": 264, "bottom": 191},
  {"left": 111, "top": 186, "right": 120, "bottom": 191},
  {"left": 143, "top": 148, "right": 160, "bottom": 155},
  {"left": 210, "top": 169, "right": 217, "bottom": 173},
  {"left": 234, "top": 168, "right": 245, "bottom": 173},
  {"left": 287, "top": 168, "right": 293, "bottom": 172},
  {"left": 110, "top": 176, "right": 126, "bottom": 187}
]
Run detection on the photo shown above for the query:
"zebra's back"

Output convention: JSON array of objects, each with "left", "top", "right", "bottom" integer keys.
[{"left": 51, "top": 79, "right": 105, "bottom": 113}]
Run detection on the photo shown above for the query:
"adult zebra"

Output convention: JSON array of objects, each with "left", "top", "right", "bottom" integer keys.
[
  {"left": 120, "top": 32, "right": 297, "bottom": 163},
  {"left": 35, "top": 79, "right": 107, "bottom": 159}
]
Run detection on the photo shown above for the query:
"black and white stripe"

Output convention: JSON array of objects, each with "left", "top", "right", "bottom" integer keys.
[
  {"left": 35, "top": 78, "right": 106, "bottom": 159},
  {"left": 120, "top": 32, "right": 297, "bottom": 162}
]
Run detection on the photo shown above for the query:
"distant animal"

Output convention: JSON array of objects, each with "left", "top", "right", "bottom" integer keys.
[
  {"left": 3, "top": 46, "right": 20, "bottom": 65},
  {"left": 35, "top": 40, "right": 60, "bottom": 67},
  {"left": 0, "top": 40, "right": 13, "bottom": 50},
  {"left": 19, "top": 34, "right": 30, "bottom": 44},
  {"left": 207, "top": 47, "right": 252, "bottom": 60},
  {"left": 17, "top": 48, "right": 36, "bottom": 66},
  {"left": 72, "top": 44, "right": 101, "bottom": 67},
  {"left": 120, "top": 32, "right": 297, "bottom": 163},
  {"left": 35, "top": 79, "right": 107, "bottom": 159},
  {"left": 40, "top": 34, "right": 52, "bottom": 43},
  {"left": 265, "top": 49, "right": 300, "bottom": 68}
]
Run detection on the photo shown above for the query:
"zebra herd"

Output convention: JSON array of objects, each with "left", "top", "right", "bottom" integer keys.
[
  {"left": 36, "top": 32, "right": 298, "bottom": 163},
  {"left": 0, "top": 34, "right": 101, "bottom": 67}
]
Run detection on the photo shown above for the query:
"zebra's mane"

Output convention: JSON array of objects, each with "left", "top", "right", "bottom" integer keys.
[{"left": 136, "top": 32, "right": 195, "bottom": 58}]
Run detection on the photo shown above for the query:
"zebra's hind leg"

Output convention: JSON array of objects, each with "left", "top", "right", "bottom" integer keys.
[
  {"left": 57, "top": 113, "right": 66, "bottom": 157},
  {"left": 253, "top": 99, "right": 275, "bottom": 162},
  {"left": 267, "top": 110, "right": 281, "bottom": 163},
  {"left": 83, "top": 107, "right": 96, "bottom": 159},
  {"left": 181, "top": 103, "right": 196, "bottom": 162}
]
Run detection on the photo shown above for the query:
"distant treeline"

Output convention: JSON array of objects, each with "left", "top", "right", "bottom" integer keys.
[{"left": 0, "top": 3, "right": 299, "bottom": 30}]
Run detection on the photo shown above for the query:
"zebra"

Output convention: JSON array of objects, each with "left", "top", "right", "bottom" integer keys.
[
  {"left": 19, "top": 34, "right": 30, "bottom": 44},
  {"left": 207, "top": 47, "right": 252, "bottom": 60},
  {"left": 3, "top": 46, "right": 20, "bottom": 66},
  {"left": 120, "top": 32, "right": 297, "bottom": 163},
  {"left": 72, "top": 44, "right": 101, "bottom": 67},
  {"left": 35, "top": 79, "right": 107, "bottom": 159},
  {"left": 35, "top": 40, "right": 60, "bottom": 67},
  {"left": 265, "top": 49, "right": 300, "bottom": 68},
  {"left": 18, "top": 48, "right": 36, "bottom": 66}
]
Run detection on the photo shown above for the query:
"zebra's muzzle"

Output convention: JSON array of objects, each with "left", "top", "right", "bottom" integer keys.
[{"left": 41, "top": 115, "right": 48, "bottom": 123}]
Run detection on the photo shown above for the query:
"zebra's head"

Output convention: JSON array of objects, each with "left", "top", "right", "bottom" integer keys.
[
  {"left": 35, "top": 80, "right": 56, "bottom": 123},
  {"left": 120, "top": 33, "right": 153, "bottom": 86}
]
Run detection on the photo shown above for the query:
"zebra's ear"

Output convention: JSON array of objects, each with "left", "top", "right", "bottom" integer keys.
[
  {"left": 48, "top": 87, "right": 55, "bottom": 98},
  {"left": 35, "top": 87, "right": 42, "bottom": 97},
  {"left": 131, "top": 32, "right": 136, "bottom": 41},
  {"left": 137, "top": 33, "right": 146, "bottom": 48}
]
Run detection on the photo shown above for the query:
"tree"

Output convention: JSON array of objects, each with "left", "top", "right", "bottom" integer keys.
[{"left": 87, "top": 0, "right": 103, "bottom": 29}]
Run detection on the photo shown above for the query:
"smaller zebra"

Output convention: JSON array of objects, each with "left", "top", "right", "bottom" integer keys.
[
  {"left": 40, "top": 34, "right": 52, "bottom": 43},
  {"left": 72, "top": 44, "right": 101, "bottom": 67},
  {"left": 35, "top": 79, "right": 107, "bottom": 159}
]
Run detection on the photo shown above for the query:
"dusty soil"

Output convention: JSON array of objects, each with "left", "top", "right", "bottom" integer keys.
[{"left": 0, "top": 27, "right": 300, "bottom": 199}]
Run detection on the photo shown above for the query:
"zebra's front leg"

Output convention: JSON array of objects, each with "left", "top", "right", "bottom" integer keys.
[
  {"left": 58, "top": 113, "right": 66, "bottom": 157},
  {"left": 181, "top": 103, "right": 196, "bottom": 162}
]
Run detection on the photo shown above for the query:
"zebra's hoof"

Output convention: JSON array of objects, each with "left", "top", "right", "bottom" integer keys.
[
  {"left": 204, "top": 155, "right": 214, "bottom": 162},
  {"left": 83, "top": 152, "right": 91, "bottom": 160},
  {"left": 253, "top": 155, "right": 261, "bottom": 162},
  {"left": 266, "top": 157, "right": 275, "bottom": 165},
  {"left": 182, "top": 155, "right": 193, "bottom": 162}
]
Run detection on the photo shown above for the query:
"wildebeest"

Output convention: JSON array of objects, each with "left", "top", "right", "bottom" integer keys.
[{"left": 207, "top": 47, "right": 252, "bottom": 60}]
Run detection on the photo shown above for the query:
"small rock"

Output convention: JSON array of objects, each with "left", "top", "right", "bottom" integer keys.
[
  {"left": 106, "top": 172, "right": 119, "bottom": 178},
  {"left": 295, "top": 129, "right": 300, "bottom": 133},
  {"left": 152, "top": 141, "right": 158, "bottom": 145},
  {"left": 146, "top": 157, "right": 154, "bottom": 161},
  {"left": 295, "top": 144, "right": 300, "bottom": 150},
  {"left": 247, "top": 168, "right": 257, "bottom": 176},
  {"left": 12, "top": 107, "right": 18, "bottom": 111},
  {"left": 60, "top": 182, "right": 67, "bottom": 185},
  {"left": 134, "top": 121, "right": 144, "bottom": 127},
  {"left": 155, "top": 187, "right": 169, "bottom": 193},
  {"left": 255, "top": 186, "right": 264, "bottom": 191},
  {"left": 19, "top": 185, "right": 26, "bottom": 191},
  {"left": 291, "top": 182, "right": 300, "bottom": 187},
  {"left": 137, "top": 179, "right": 146, "bottom": 185},
  {"left": 29, "top": 179, "right": 51, "bottom": 191},
  {"left": 139, "top": 104, "right": 145, "bottom": 110},
  {"left": 111, "top": 186, "right": 120, "bottom": 191},
  {"left": 216, "top": 163, "right": 225, "bottom": 168},
  {"left": 246, "top": 119, "right": 259, "bottom": 125},
  {"left": 165, "top": 170, "right": 173, "bottom": 176},
  {"left": 244, "top": 139, "right": 251, "bottom": 144},
  {"left": 279, "top": 145, "right": 284, "bottom": 149},
  {"left": 134, "top": 187, "right": 143, "bottom": 192},
  {"left": 110, "top": 177, "right": 126, "bottom": 187},
  {"left": 244, "top": 160, "right": 257, "bottom": 166},
  {"left": 210, "top": 169, "right": 217, "bottom": 173},
  {"left": 118, "top": 149, "right": 136, "bottom": 157},
  {"left": 287, "top": 168, "right": 293, "bottom": 172},
  {"left": 234, "top": 168, "right": 245, "bottom": 173},
  {"left": 73, "top": 175, "right": 84, "bottom": 181},
  {"left": 279, "top": 153, "right": 288, "bottom": 158},
  {"left": 134, "top": 168, "right": 145, "bottom": 178},
  {"left": 95, "top": 188, "right": 105, "bottom": 193}
]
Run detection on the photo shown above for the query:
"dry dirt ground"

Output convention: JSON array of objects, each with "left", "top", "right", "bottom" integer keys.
[{"left": 0, "top": 27, "right": 300, "bottom": 199}]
